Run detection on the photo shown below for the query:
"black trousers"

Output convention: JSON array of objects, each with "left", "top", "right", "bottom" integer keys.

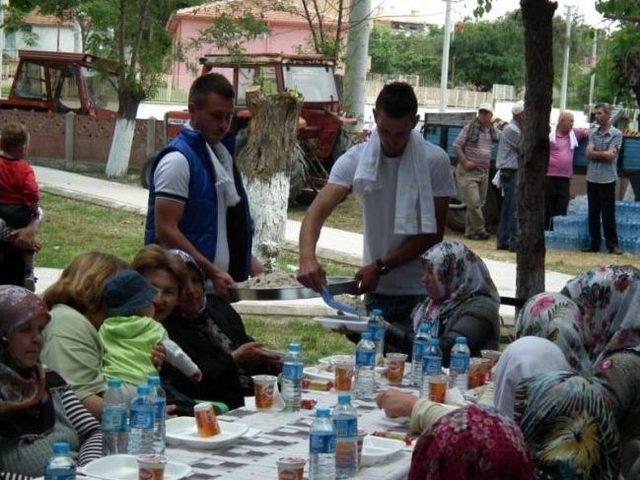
[
  {"left": 587, "top": 181, "right": 618, "bottom": 249},
  {"left": 544, "top": 176, "right": 571, "bottom": 230}
]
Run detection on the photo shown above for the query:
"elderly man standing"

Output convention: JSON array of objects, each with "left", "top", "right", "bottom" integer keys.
[
  {"left": 454, "top": 103, "right": 500, "bottom": 240},
  {"left": 581, "top": 103, "right": 623, "bottom": 255},
  {"left": 545, "top": 111, "right": 588, "bottom": 230},
  {"left": 495, "top": 102, "right": 524, "bottom": 251}
]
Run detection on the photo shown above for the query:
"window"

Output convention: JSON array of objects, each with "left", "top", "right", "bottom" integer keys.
[
  {"left": 50, "top": 65, "right": 82, "bottom": 111},
  {"left": 283, "top": 65, "right": 338, "bottom": 102},
  {"left": 13, "top": 61, "right": 47, "bottom": 100},
  {"left": 83, "top": 67, "right": 119, "bottom": 111},
  {"left": 236, "top": 66, "right": 277, "bottom": 106}
]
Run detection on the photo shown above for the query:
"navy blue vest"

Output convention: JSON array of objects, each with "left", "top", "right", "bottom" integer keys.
[{"left": 144, "top": 126, "right": 253, "bottom": 282}]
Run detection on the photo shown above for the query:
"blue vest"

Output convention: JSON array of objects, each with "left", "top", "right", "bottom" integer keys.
[{"left": 144, "top": 126, "right": 253, "bottom": 282}]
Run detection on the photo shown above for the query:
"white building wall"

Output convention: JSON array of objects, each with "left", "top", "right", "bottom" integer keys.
[{"left": 5, "top": 25, "right": 79, "bottom": 58}]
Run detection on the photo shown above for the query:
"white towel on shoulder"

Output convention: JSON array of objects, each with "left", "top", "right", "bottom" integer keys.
[
  {"left": 353, "top": 130, "right": 436, "bottom": 235},
  {"left": 549, "top": 129, "right": 579, "bottom": 150},
  {"left": 206, "top": 142, "right": 241, "bottom": 206}
]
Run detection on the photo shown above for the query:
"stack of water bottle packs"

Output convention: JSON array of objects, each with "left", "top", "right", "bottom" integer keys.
[{"left": 545, "top": 199, "right": 640, "bottom": 254}]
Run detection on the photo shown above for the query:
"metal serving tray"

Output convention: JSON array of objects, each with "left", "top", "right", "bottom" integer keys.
[{"left": 233, "top": 276, "right": 358, "bottom": 301}]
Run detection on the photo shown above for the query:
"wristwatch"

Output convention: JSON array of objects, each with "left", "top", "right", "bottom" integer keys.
[{"left": 375, "top": 259, "right": 390, "bottom": 276}]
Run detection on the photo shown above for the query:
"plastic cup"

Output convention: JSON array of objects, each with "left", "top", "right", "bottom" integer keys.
[
  {"left": 468, "top": 358, "right": 492, "bottom": 388},
  {"left": 386, "top": 353, "right": 407, "bottom": 385},
  {"left": 480, "top": 349, "right": 502, "bottom": 368},
  {"left": 334, "top": 360, "right": 355, "bottom": 392},
  {"left": 194, "top": 402, "right": 220, "bottom": 437},
  {"left": 357, "top": 430, "right": 366, "bottom": 468},
  {"left": 252, "top": 375, "right": 277, "bottom": 410},
  {"left": 277, "top": 457, "right": 306, "bottom": 480},
  {"left": 427, "top": 375, "right": 448, "bottom": 403},
  {"left": 137, "top": 454, "right": 167, "bottom": 480}
]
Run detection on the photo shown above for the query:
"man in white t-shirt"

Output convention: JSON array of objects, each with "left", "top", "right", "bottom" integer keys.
[{"left": 297, "top": 82, "right": 456, "bottom": 351}]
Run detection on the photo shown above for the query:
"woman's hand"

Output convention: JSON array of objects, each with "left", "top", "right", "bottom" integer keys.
[
  {"left": 151, "top": 344, "right": 166, "bottom": 371},
  {"left": 375, "top": 390, "right": 418, "bottom": 418},
  {"left": 232, "top": 341, "right": 280, "bottom": 366}
]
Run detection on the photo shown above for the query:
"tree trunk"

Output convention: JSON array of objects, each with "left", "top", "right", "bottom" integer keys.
[
  {"left": 105, "top": 83, "right": 142, "bottom": 178},
  {"left": 236, "top": 86, "right": 303, "bottom": 271},
  {"left": 516, "top": 0, "right": 557, "bottom": 301},
  {"left": 342, "top": 0, "right": 371, "bottom": 129}
]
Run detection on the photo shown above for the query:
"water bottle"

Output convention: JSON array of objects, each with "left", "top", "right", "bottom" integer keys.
[
  {"left": 309, "top": 408, "right": 336, "bottom": 480},
  {"left": 354, "top": 331, "right": 376, "bottom": 400},
  {"left": 333, "top": 394, "right": 358, "bottom": 479},
  {"left": 102, "top": 378, "right": 128, "bottom": 455},
  {"left": 281, "top": 342, "right": 304, "bottom": 412},
  {"left": 127, "top": 385, "right": 155, "bottom": 455},
  {"left": 148, "top": 376, "right": 166, "bottom": 454},
  {"left": 368, "top": 309, "right": 386, "bottom": 366},
  {"left": 44, "top": 442, "right": 75, "bottom": 480},
  {"left": 421, "top": 338, "right": 443, "bottom": 397},
  {"left": 450, "top": 336, "right": 471, "bottom": 394},
  {"left": 411, "top": 324, "right": 431, "bottom": 389}
]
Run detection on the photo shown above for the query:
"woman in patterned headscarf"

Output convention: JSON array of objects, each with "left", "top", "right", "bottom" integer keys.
[
  {"left": 0, "top": 285, "right": 103, "bottom": 478},
  {"left": 386, "top": 241, "right": 501, "bottom": 364}
]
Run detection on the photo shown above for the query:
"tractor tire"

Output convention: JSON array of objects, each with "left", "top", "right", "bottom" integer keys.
[
  {"left": 446, "top": 198, "right": 467, "bottom": 232},
  {"left": 446, "top": 185, "right": 501, "bottom": 234},
  {"left": 140, "top": 154, "right": 155, "bottom": 190}
]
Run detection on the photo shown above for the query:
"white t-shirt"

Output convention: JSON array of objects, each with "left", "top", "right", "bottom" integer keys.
[
  {"left": 154, "top": 149, "right": 230, "bottom": 274},
  {"left": 329, "top": 140, "right": 456, "bottom": 295}
]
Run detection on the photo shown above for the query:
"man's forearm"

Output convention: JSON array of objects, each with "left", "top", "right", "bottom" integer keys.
[
  {"left": 157, "top": 224, "right": 219, "bottom": 275},
  {"left": 299, "top": 207, "right": 326, "bottom": 261},
  {"left": 382, "top": 235, "right": 435, "bottom": 270}
]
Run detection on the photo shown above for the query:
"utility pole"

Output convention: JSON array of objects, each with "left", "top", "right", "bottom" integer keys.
[
  {"left": 342, "top": 0, "right": 372, "bottom": 129},
  {"left": 588, "top": 31, "right": 598, "bottom": 111},
  {"left": 0, "top": 0, "right": 4, "bottom": 97},
  {"left": 559, "top": 5, "right": 573, "bottom": 110},
  {"left": 439, "top": 0, "right": 453, "bottom": 113}
]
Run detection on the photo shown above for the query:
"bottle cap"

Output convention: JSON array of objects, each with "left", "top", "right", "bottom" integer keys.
[
  {"left": 419, "top": 323, "right": 430, "bottom": 333},
  {"left": 107, "top": 378, "right": 123, "bottom": 388},
  {"left": 361, "top": 331, "right": 373, "bottom": 341},
  {"left": 53, "top": 442, "right": 70, "bottom": 454},
  {"left": 337, "top": 394, "right": 352, "bottom": 405},
  {"left": 148, "top": 376, "right": 160, "bottom": 386},
  {"left": 455, "top": 336, "right": 468, "bottom": 344},
  {"left": 137, "top": 385, "right": 151, "bottom": 395},
  {"left": 371, "top": 308, "right": 383, "bottom": 317},
  {"left": 316, "top": 407, "right": 330, "bottom": 418},
  {"left": 288, "top": 343, "right": 301, "bottom": 352}
]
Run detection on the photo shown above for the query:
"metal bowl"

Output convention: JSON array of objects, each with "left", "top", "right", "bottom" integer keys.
[{"left": 233, "top": 276, "right": 358, "bottom": 301}]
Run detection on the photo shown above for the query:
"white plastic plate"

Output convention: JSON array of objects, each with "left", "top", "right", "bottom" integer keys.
[
  {"left": 165, "top": 416, "right": 249, "bottom": 449},
  {"left": 303, "top": 366, "right": 335, "bottom": 382},
  {"left": 83, "top": 454, "right": 191, "bottom": 480},
  {"left": 314, "top": 316, "right": 369, "bottom": 333},
  {"left": 360, "top": 435, "right": 405, "bottom": 467}
]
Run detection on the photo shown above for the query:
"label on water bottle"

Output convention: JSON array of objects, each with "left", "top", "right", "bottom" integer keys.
[
  {"left": 283, "top": 362, "right": 303, "bottom": 379},
  {"left": 423, "top": 355, "right": 442, "bottom": 375},
  {"left": 130, "top": 408, "right": 154, "bottom": 429},
  {"left": 309, "top": 432, "right": 336, "bottom": 454},
  {"left": 450, "top": 354, "right": 469, "bottom": 373},
  {"left": 333, "top": 417, "right": 357, "bottom": 438},
  {"left": 103, "top": 405, "right": 127, "bottom": 433},
  {"left": 356, "top": 349, "right": 375, "bottom": 367},
  {"left": 45, "top": 468, "right": 75, "bottom": 480},
  {"left": 154, "top": 399, "right": 166, "bottom": 421},
  {"left": 413, "top": 342, "right": 425, "bottom": 360},
  {"left": 372, "top": 325, "right": 385, "bottom": 341}
]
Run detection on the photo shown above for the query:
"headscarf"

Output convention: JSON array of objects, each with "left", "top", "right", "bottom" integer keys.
[
  {"left": 414, "top": 241, "right": 500, "bottom": 333},
  {"left": 561, "top": 265, "right": 640, "bottom": 369},
  {"left": 0, "top": 285, "right": 54, "bottom": 439},
  {"left": 515, "top": 293, "right": 592, "bottom": 374},
  {"left": 167, "top": 248, "right": 206, "bottom": 315},
  {"left": 408, "top": 404, "right": 536, "bottom": 480},
  {"left": 494, "top": 337, "right": 571, "bottom": 419},
  {"left": 515, "top": 370, "right": 620, "bottom": 480}
]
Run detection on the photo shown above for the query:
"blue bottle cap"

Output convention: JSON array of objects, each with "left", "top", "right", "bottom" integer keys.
[
  {"left": 419, "top": 323, "right": 430, "bottom": 333},
  {"left": 107, "top": 378, "right": 123, "bottom": 388},
  {"left": 371, "top": 308, "right": 383, "bottom": 317},
  {"left": 316, "top": 407, "right": 331, "bottom": 418},
  {"left": 53, "top": 442, "right": 70, "bottom": 454},
  {"left": 148, "top": 376, "right": 160, "bottom": 386},
  {"left": 361, "top": 331, "right": 373, "bottom": 341},
  {"left": 455, "top": 336, "right": 468, "bottom": 344},
  {"left": 137, "top": 385, "right": 151, "bottom": 395},
  {"left": 288, "top": 343, "right": 301, "bottom": 352},
  {"left": 337, "top": 394, "right": 352, "bottom": 405}
]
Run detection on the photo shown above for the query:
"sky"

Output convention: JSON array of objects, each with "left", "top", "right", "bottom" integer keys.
[{"left": 377, "top": 0, "right": 608, "bottom": 28}]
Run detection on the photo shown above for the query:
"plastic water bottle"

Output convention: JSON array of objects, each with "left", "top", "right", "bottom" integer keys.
[
  {"left": 102, "top": 378, "right": 128, "bottom": 455},
  {"left": 333, "top": 394, "right": 358, "bottom": 478},
  {"left": 354, "top": 331, "right": 376, "bottom": 400},
  {"left": 44, "top": 442, "right": 76, "bottom": 480},
  {"left": 148, "top": 376, "right": 166, "bottom": 454},
  {"left": 309, "top": 408, "right": 336, "bottom": 480},
  {"left": 368, "top": 309, "right": 386, "bottom": 365},
  {"left": 282, "top": 342, "right": 304, "bottom": 412},
  {"left": 450, "top": 336, "right": 471, "bottom": 394},
  {"left": 127, "top": 385, "right": 155, "bottom": 455},
  {"left": 421, "top": 338, "right": 443, "bottom": 397},
  {"left": 411, "top": 324, "right": 431, "bottom": 389}
]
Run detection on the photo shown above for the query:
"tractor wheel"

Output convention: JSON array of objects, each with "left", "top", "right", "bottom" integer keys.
[
  {"left": 140, "top": 154, "right": 155, "bottom": 190},
  {"left": 446, "top": 198, "right": 467, "bottom": 232}
]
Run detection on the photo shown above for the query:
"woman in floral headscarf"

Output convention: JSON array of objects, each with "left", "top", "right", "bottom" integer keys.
[
  {"left": 408, "top": 404, "right": 537, "bottom": 480},
  {"left": 385, "top": 241, "right": 500, "bottom": 364}
]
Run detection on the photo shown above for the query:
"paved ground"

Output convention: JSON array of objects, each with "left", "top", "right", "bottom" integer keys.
[{"left": 33, "top": 165, "right": 574, "bottom": 323}]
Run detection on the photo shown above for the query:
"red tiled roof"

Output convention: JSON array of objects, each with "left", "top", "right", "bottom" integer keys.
[{"left": 24, "top": 10, "right": 75, "bottom": 28}]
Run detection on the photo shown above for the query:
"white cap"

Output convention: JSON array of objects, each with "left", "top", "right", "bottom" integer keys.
[
  {"left": 478, "top": 102, "right": 493, "bottom": 113},
  {"left": 511, "top": 101, "right": 525, "bottom": 115}
]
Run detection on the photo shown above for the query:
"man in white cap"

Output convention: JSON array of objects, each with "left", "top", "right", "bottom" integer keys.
[
  {"left": 495, "top": 102, "right": 524, "bottom": 251},
  {"left": 453, "top": 102, "right": 500, "bottom": 240}
]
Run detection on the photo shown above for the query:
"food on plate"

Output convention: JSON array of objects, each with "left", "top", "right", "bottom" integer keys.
[
  {"left": 302, "top": 379, "right": 333, "bottom": 391},
  {"left": 237, "top": 272, "right": 300, "bottom": 289},
  {"left": 300, "top": 398, "right": 318, "bottom": 410},
  {"left": 372, "top": 431, "right": 413, "bottom": 446},
  {"left": 194, "top": 402, "right": 220, "bottom": 437}
]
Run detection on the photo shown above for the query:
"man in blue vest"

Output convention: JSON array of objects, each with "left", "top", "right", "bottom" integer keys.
[{"left": 145, "top": 74, "right": 261, "bottom": 300}]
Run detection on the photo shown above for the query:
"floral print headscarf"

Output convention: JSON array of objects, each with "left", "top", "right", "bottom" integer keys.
[
  {"left": 414, "top": 241, "right": 500, "bottom": 333},
  {"left": 515, "top": 293, "right": 592, "bottom": 374},
  {"left": 408, "top": 404, "right": 536, "bottom": 480},
  {"left": 515, "top": 370, "right": 620, "bottom": 480},
  {"left": 560, "top": 265, "right": 640, "bottom": 369}
]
